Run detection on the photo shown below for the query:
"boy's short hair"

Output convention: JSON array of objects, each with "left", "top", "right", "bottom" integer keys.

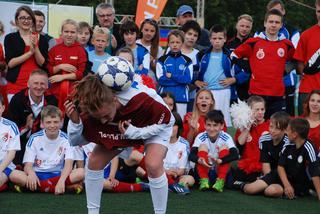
[
  {"left": 264, "top": 9, "right": 284, "bottom": 23},
  {"left": 167, "top": 29, "right": 185, "bottom": 43},
  {"left": 288, "top": 118, "right": 310, "bottom": 140},
  {"left": 41, "top": 105, "right": 62, "bottom": 121},
  {"left": 61, "top": 19, "right": 79, "bottom": 32},
  {"left": 180, "top": 20, "right": 201, "bottom": 40},
  {"left": 247, "top": 95, "right": 265, "bottom": 107},
  {"left": 0, "top": 94, "right": 4, "bottom": 105},
  {"left": 270, "top": 111, "right": 290, "bottom": 130},
  {"left": 92, "top": 25, "right": 110, "bottom": 40},
  {"left": 205, "top": 110, "right": 224, "bottom": 124},
  {"left": 266, "top": 0, "right": 285, "bottom": 11},
  {"left": 172, "top": 111, "right": 183, "bottom": 137},
  {"left": 33, "top": 10, "right": 45, "bottom": 18},
  {"left": 209, "top": 24, "right": 226, "bottom": 37},
  {"left": 120, "top": 20, "right": 139, "bottom": 38},
  {"left": 79, "top": 21, "right": 93, "bottom": 34},
  {"left": 237, "top": 14, "right": 253, "bottom": 23}
]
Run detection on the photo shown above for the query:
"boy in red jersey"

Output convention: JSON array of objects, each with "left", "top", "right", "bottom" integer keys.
[
  {"left": 232, "top": 9, "right": 295, "bottom": 119},
  {"left": 294, "top": 0, "right": 320, "bottom": 115}
]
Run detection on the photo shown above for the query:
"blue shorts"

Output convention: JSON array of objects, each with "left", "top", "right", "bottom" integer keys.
[
  {"left": 3, "top": 167, "right": 12, "bottom": 177},
  {"left": 103, "top": 164, "right": 126, "bottom": 181},
  {"left": 35, "top": 171, "right": 61, "bottom": 181}
]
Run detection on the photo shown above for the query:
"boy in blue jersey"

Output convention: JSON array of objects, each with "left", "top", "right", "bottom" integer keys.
[
  {"left": 0, "top": 95, "right": 21, "bottom": 192},
  {"left": 11, "top": 105, "right": 84, "bottom": 194},
  {"left": 195, "top": 25, "right": 233, "bottom": 127},
  {"left": 88, "top": 26, "right": 111, "bottom": 74},
  {"left": 278, "top": 118, "right": 320, "bottom": 200},
  {"left": 189, "top": 110, "right": 239, "bottom": 192}
]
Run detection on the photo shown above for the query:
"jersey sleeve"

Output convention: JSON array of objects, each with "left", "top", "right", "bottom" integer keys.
[
  {"left": 67, "top": 119, "right": 90, "bottom": 146},
  {"left": 7, "top": 122, "right": 21, "bottom": 151},
  {"left": 277, "top": 145, "right": 288, "bottom": 167},
  {"left": 231, "top": 39, "right": 254, "bottom": 59},
  {"left": 23, "top": 139, "right": 36, "bottom": 163},
  {"left": 192, "top": 133, "right": 204, "bottom": 148},
  {"left": 64, "top": 142, "right": 75, "bottom": 160},
  {"left": 73, "top": 146, "right": 85, "bottom": 161},
  {"left": 293, "top": 35, "right": 306, "bottom": 62},
  {"left": 304, "top": 142, "right": 320, "bottom": 177},
  {"left": 259, "top": 139, "right": 270, "bottom": 163}
]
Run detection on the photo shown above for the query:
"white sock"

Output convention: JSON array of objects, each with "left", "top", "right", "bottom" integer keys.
[
  {"left": 85, "top": 168, "right": 104, "bottom": 214},
  {"left": 148, "top": 173, "right": 168, "bottom": 214}
]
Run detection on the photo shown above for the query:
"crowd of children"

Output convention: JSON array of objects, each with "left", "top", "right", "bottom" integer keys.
[{"left": 1, "top": 1, "right": 320, "bottom": 213}]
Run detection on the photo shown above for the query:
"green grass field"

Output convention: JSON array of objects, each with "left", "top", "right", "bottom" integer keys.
[{"left": 1, "top": 189, "right": 319, "bottom": 214}]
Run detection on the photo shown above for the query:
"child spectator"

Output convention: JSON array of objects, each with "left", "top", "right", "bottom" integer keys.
[
  {"left": 231, "top": 9, "right": 295, "bottom": 118},
  {"left": 116, "top": 47, "right": 134, "bottom": 65},
  {"left": 119, "top": 20, "right": 150, "bottom": 75},
  {"left": 160, "top": 92, "right": 177, "bottom": 113},
  {"left": 195, "top": 24, "right": 233, "bottom": 127},
  {"left": 136, "top": 19, "right": 163, "bottom": 80},
  {"left": 232, "top": 96, "right": 269, "bottom": 183},
  {"left": 164, "top": 112, "right": 194, "bottom": 192},
  {"left": 182, "top": 89, "right": 216, "bottom": 146},
  {"left": 278, "top": 118, "right": 320, "bottom": 200},
  {"left": 157, "top": 29, "right": 193, "bottom": 118},
  {"left": 302, "top": 90, "right": 320, "bottom": 152},
  {"left": 240, "top": 111, "right": 290, "bottom": 197},
  {"left": 11, "top": 105, "right": 84, "bottom": 194},
  {"left": 5, "top": 6, "right": 48, "bottom": 101},
  {"left": 180, "top": 20, "right": 201, "bottom": 112},
  {"left": 47, "top": 19, "right": 87, "bottom": 113},
  {"left": 88, "top": 26, "right": 111, "bottom": 74},
  {"left": 189, "top": 110, "right": 239, "bottom": 192},
  {"left": 0, "top": 94, "right": 21, "bottom": 192},
  {"left": 77, "top": 21, "right": 93, "bottom": 51}
]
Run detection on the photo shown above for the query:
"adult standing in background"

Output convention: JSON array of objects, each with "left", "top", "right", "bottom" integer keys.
[
  {"left": 4, "top": 6, "right": 48, "bottom": 102},
  {"left": 176, "top": 5, "right": 210, "bottom": 50},
  {"left": 294, "top": 0, "right": 320, "bottom": 115},
  {"left": 226, "top": 14, "right": 253, "bottom": 102},
  {"left": 96, "top": 3, "right": 122, "bottom": 54}
]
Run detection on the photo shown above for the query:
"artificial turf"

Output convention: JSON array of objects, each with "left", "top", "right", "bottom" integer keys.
[{"left": 0, "top": 189, "right": 319, "bottom": 214}]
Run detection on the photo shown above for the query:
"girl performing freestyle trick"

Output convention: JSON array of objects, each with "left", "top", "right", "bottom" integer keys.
[{"left": 65, "top": 56, "right": 174, "bottom": 214}]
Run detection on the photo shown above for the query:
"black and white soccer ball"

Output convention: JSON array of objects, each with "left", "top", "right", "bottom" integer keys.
[{"left": 97, "top": 56, "right": 135, "bottom": 91}]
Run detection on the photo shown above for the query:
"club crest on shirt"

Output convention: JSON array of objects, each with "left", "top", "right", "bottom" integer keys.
[
  {"left": 35, "top": 158, "right": 42, "bottom": 167},
  {"left": 179, "top": 64, "right": 185, "bottom": 70},
  {"left": 277, "top": 48, "right": 285, "bottom": 57},
  {"left": 297, "top": 155, "right": 303, "bottom": 163},
  {"left": 58, "top": 146, "right": 64, "bottom": 156},
  {"left": 0, "top": 132, "right": 10, "bottom": 144},
  {"left": 256, "top": 49, "right": 265, "bottom": 59}
]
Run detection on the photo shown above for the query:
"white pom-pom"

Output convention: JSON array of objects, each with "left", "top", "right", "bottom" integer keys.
[{"left": 230, "top": 99, "right": 254, "bottom": 131}]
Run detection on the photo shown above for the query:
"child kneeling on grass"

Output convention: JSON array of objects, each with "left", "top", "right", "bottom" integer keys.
[
  {"left": 11, "top": 105, "right": 84, "bottom": 194},
  {"left": 189, "top": 110, "right": 239, "bottom": 192}
]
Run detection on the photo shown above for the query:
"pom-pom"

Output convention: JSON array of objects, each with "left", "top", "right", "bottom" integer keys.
[{"left": 230, "top": 99, "right": 254, "bottom": 131}]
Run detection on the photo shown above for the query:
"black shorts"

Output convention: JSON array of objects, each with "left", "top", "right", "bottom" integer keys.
[{"left": 260, "top": 171, "right": 281, "bottom": 185}]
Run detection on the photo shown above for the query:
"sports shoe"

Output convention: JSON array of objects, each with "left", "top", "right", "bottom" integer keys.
[
  {"left": 13, "top": 185, "right": 23, "bottom": 193},
  {"left": 74, "top": 184, "right": 83, "bottom": 194},
  {"left": 199, "top": 178, "right": 210, "bottom": 191},
  {"left": 169, "top": 183, "right": 190, "bottom": 195},
  {"left": 212, "top": 178, "right": 225, "bottom": 192},
  {"left": 139, "top": 182, "right": 150, "bottom": 192}
]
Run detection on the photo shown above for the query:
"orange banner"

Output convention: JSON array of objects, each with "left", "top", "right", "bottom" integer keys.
[{"left": 135, "top": 0, "right": 168, "bottom": 27}]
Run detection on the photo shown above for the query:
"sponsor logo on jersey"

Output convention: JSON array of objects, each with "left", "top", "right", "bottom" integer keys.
[
  {"left": 277, "top": 48, "right": 285, "bottom": 57},
  {"left": 99, "top": 132, "right": 125, "bottom": 141},
  {"left": 55, "top": 55, "right": 62, "bottom": 60},
  {"left": 256, "top": 49, "right": 265, "bottom": 59}
]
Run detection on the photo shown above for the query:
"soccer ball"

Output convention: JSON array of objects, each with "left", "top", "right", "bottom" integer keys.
[{"left": 97, "top": 56, "right": 135, "bottom": 91}]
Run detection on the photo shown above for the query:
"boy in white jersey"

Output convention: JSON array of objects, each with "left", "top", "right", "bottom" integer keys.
[
  {"left": 164, "top": 112, "right": 194, "bottom": 192},
  {"left": 12, "top": 105, "right": 84, "bottom": 194},
  {"left": 0, "top": 95, "right": 21, "bottom": 192},
  {"left": 189, "top": 110, "right": 239, "bottom": 192}
]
